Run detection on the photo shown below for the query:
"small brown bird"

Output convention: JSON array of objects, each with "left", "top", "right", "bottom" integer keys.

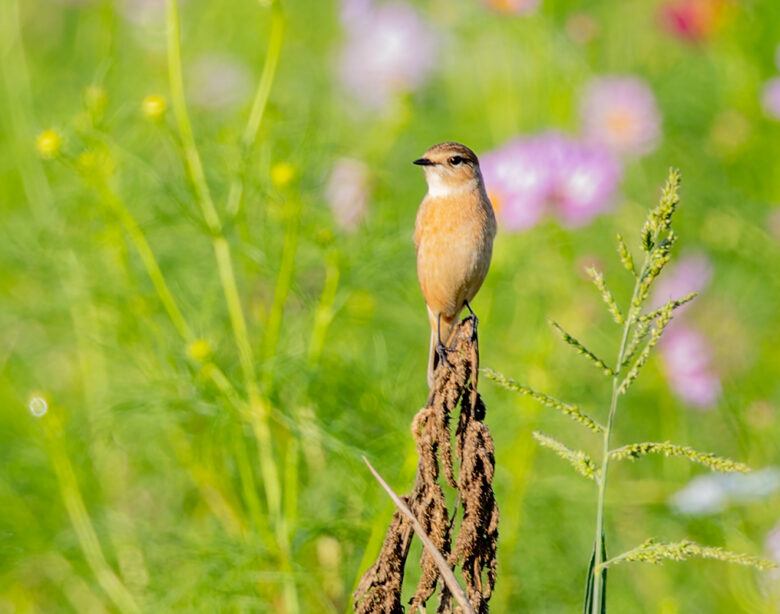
[{"left": 413, "top": 142, "right": 497, "bottom": 388}]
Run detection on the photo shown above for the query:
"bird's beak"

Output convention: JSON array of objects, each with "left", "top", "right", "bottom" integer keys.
[{"left": 413, "top": 158, "right": 435, "bottom": 166}]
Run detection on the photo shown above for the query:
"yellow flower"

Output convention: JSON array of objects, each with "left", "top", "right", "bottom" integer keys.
[
  {"left": 187, "top": 339, "right": 212, "bottom": 362},
  {"left": 270, "top": 161, "right": 296, "bottom": 188},
  {"left": 141, "top": 95, "right": 167, "bottom": 121},
  {"left": 35, "top": 129, "right": 62, "bottom": 159}
]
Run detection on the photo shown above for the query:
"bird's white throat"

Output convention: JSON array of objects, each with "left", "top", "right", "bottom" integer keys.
[{"left": 425, "top": 173, "right": 479, "bottom": 198}]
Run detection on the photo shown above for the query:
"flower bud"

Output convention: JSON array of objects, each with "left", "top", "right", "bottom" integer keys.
[
  {"left": 142, "top": 94, "right": 167, "bottom": 121},
  {"left": 35, "top": 129, "right": 62, "bottom": 159},
  {"left": 270, "top": 161, "right": 296, "bottom": 188}
]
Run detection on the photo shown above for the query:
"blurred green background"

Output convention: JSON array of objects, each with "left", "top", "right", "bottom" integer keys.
[{"left": 1, "top": 0, "right": 779, "bottom": 612}]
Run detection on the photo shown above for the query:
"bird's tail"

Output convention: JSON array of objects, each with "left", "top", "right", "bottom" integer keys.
[{"left": 427, "top": 309, "right": 456, "bottom": 389}]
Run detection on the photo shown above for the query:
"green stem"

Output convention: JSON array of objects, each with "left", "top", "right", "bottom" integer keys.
[
  {"left": 226, "top": 1, "right": 285, "bottom": 217},
  {"left": 590, "top": 257, "right": 650, "bottom": 614},
  {"left": 164, "top": 0, "right": 221, "bottom": 235},
  {"left": 164, "top": 3, "right": 296, "bottom": 610},
  {"left": 164, "top": 0, "right": 280, "bottom": 512},
  {"left": 262, "top": 194, "right": 301, "bottom": 391},
  {"left": 43, "top": 413, "right": 141, "bottom": 614},
  {"left": 90, "top": 177, "right": 281, "bottom": 552},
  {"left": 307, "top": 251, "right": 340, "bottom": 367},
  {"left": 95, "top": 180, "right": 195, "bottom": 342}
]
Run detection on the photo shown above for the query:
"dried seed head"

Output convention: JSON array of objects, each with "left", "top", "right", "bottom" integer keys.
[{"left": 355, "top": 318, "right": 498, "bottom": 614}]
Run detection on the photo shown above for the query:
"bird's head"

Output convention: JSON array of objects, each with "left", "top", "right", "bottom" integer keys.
[{"left": 413, "top": 142, "right": 482, "bottom": 197}]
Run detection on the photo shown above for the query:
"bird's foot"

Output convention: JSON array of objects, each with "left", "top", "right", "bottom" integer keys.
[
  {"left": 464, "top": 301, "right": 479, "bottom": 342},
  {"left": 435, "top": 340, "right": 456, "bottom": 374}
]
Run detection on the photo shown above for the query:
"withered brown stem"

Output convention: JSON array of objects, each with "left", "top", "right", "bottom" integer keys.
[{"left": 354, "top": 317, "right": 499, "bottom": 614}]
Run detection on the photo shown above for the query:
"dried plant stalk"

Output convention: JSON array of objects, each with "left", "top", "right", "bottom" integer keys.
[
  {"left": 354, "top": 317, "right": 499, "bottom": 614},
  {"left": 452, "top": 392, "right": 498, "bottom": 614},
  {"left": 353, "top": 507, "right": 414, "bottom": 614}
]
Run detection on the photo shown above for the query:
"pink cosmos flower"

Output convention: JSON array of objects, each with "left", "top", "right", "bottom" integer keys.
[
  {"left": 480, "top": 139, "right": 553, "bottom": 231},
  {"left": 481, "top": 0, "right": 541, "bottom": 16},
  {"left": 325, "top": 158, "right": 370, "bottom": 232},
  {"left": 649, "top": 253, "right": 719, "bottom": 408},
  {"left": 339, "top": 1, "right": 437, "bottom": 110},
  {"left": 538, "top": 134, "right": 622, "bottom": 227},
  {"left": 580, "top": 76, "right": 662, "bottom": 157},
  {"left": 658, "top": 0, "right": 726, "bottom": 43},
  {"left": 480, "top": 133, "right": 621, "bottom": 231},
  {"left": 660, "top": 325, "right": 721, "bottom": 408},
  {"left": 651, "top": 252, "right": 713, "bottom": 314},
  {"left": 761, "top": 77, "right": 780, "bottom": 122}
]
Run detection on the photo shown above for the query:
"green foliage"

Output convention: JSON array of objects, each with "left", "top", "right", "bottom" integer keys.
[
  {"left": 550, "top": 320, "right": 615, "bottom": 376},
  {"left": 482, "top": 368, "right": 603, "bottom": 433},
  {"left": 2, "top": 0, "right": 779, "bottom": 612},
  {"left": 609, "top": 442, "right": 751, "bottom": 474},
  {"left": 532, "top": 432, "right": 597, "bottom": 480},
  {"left": 491, "top": 170, "right": 771, "bottom": 614},
  {"left": 602, "top": 539, "right": 776, "bottom": 571},
  {"left": 586, "top": 267, "right": 624, "bottom": 325}
]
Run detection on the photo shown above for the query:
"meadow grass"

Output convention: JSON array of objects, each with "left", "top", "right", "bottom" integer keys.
[{"left": 1, "top": 0, "right": 779, "bottom": 612}]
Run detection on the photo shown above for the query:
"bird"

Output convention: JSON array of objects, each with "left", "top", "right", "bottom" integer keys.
[{"left": 413, "top": 142, "right": 497, "bottom": 388}]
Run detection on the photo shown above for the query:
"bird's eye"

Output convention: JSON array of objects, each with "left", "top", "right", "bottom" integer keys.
[{"left": 449, "top": 156, "right": 464, "bottom": 166}]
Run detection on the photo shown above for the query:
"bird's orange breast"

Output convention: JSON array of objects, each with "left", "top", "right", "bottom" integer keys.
[{"left": 414, "top": 189, "right": 496, "bottom": 318}]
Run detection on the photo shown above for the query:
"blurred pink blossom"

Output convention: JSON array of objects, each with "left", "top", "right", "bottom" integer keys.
[
  {"left": 480, "top": 139, "right": 552, "bottom": 231},
  {"left": 339, "top": 1, "right": 437, "bottom": 109},
  {"left": 325, "top": 158, "right": 370, "bottom": 232},
  {"left": 661, "top": 325, "right": 721, "bottom": 408},
  {"left": 658, "top": 0, "right": 727, "bottom": 43},
  {"left": 580, "top": 76, "right": 662, "bottom": 156},
  {"left": 651, "top": 252, "right": 713, "bottom": 313},
  {"left": 480, "top": 133, "right": 621, "bottom": 231},
  {"left": 761, "top": 77, "right": 780, "bottom": 122},
  {"left": 340, "top": 0, "right": 373, "bottom": 25},
  {"left": 118, "top": 0, "right": 165, "bottom": 25},
  {"left": 539, "top": 134, "right": 622, "bottom": 226},
  {"left": 768, "top": 207, "right": 780, "bottom": 242},
  {"left": 766, "top": 520, "right": 780, "bottom": 565},
  {"left": 188, "top": 55, "right": 252, "bottom": 110},
  {"left": 481, "top": 0, "right": 541, "bottom": 16},
  {"left": 565, "top": 13, "right": 600, "bottom": 45}
]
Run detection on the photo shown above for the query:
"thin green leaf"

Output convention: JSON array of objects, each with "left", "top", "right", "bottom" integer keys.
[
  {"left": 586, "top": 267, "right": 624, "bottom": 324},
  {"left": 637, "top": 292, "right": 697, "bottom": 323},
  {"left": 609, "top": 441, "right": 750, "bottom": 473},
  {"left": 549, "top": 321, "right": 614, "bottom": 376},
  {"left": 618, "top": 305, "right": 674, "bottom": 394},
  {"left": 533, "top": 431, "right": 597, "bottom": 480},
  {"left": 482, "top": 368, "right": 603, "bottom": 432},
  {"left": 616, "top": 233, "right": 636, "bottom": 277},
  {"left": 600, "top": 538, "right": 775, "bottom": 571}
]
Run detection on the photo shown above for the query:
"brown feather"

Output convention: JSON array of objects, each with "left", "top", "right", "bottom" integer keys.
[{"left": 414, "top": 144, "right": 496, "bottom": 388}]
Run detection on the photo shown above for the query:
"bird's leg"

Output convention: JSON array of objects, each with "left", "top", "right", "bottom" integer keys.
[
  {"left": 464, "top": 300, "right": 478, "bottom": 341},
  {"left": 435, "top": 312, "right": 455, "bottom": 373}
]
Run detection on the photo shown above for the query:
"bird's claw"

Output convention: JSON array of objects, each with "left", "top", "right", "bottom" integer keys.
[
  {"left": 435, "top": 341, "right": 456, "bottom": 374},
  {"left": 464, "top": 301, "right": 479, "bottom": 342}
]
